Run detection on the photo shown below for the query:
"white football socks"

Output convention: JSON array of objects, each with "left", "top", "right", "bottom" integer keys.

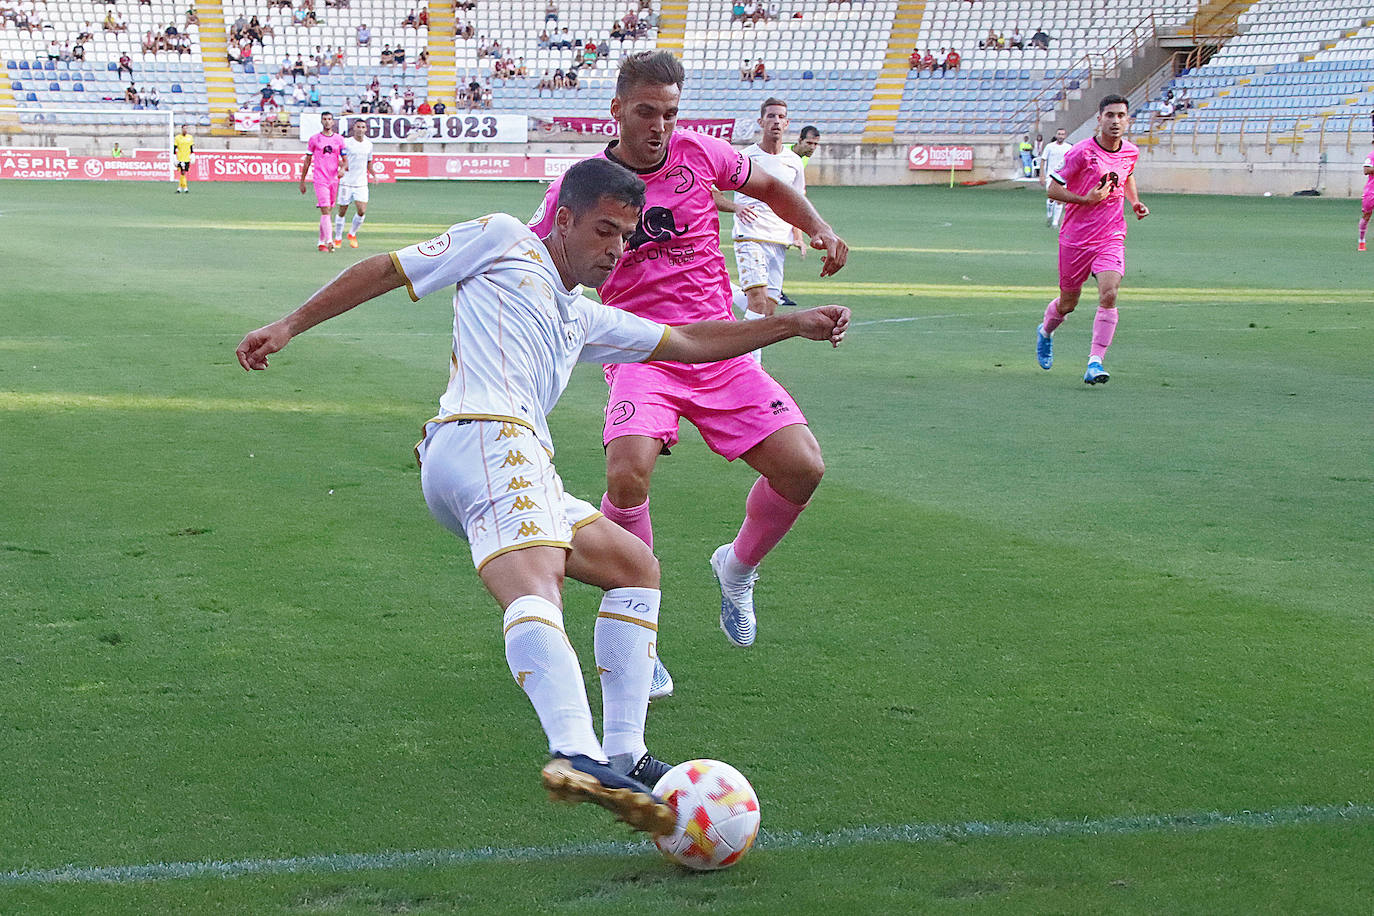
[
  {"left": 333, "top": 215, "right": 345, "bottom": 240},
  {"left": 351, "top": 213, "right": 365, "bottom": 234},
  {"left": 593, "top": 587, "right": 661, "bottom": 770},
  {"left": 503, "top": 595, "right": 605, "bottom": 762}
]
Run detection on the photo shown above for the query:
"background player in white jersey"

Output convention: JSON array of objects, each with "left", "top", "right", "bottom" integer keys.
[
  {"left": 336, "top": 119, "right": 375, "bottom": 249},
  {"left": 713, "top": 97, "right": 808, "bottom": 362},
  {"left": 1039, "top": 128, "right": 1072, "bottom": 228},
  {"left": 234, "top": 158, "right": 849, "bottom": 836}
]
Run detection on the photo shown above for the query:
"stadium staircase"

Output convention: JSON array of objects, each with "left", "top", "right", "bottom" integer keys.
[
  {"left": 654, "top": 0, "right": 688, "bottom": 55},
  {"left": 1162, "top": 0, "right": 1252, "bottom": 44},
  {"left": 424, "top": 0, "right": 458, "bottom": 109},
  {"left": 861, "top": 0, "right": 923, "bottom": 144},
  {"left": 195, "top": 0, "right": 240, "bottom": 136}
]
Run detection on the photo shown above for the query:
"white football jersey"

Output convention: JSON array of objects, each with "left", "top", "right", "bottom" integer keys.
[
  {"left": 1041, "top": 140, "right": 1072, "bottom": 181},
  {"left": 732, "top": 143, "right": 806, "bottom": 246},
  {"left": 341, "top": 136, "right": 374, "bottom": 185},
  {"left": 391, "top": 213, "right": 670, "bottom": 454}
]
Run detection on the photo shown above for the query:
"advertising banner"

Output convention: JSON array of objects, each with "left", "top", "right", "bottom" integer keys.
[
  {"left": 906, "top": 145, "right": 974, "bottom": 170},
  {"left": 534, "top": 117, "right": 737, "bottom": 140},
  {"left": 299, "top": 111, "right": 527, "bottom": 144},
  {"left": 0, "top": 148, "right": 170, "bottom": 180}
]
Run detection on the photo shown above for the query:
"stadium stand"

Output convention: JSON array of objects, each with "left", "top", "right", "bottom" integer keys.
[{"left": 1, "top": 0, "right": 1371, "bottom": 147}]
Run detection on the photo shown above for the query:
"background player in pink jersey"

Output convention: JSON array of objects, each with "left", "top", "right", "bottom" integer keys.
[
  {"left": 528, "top": 51, "right": 848, "bottom": 695},
  {"left": 299, "top": 112, "right": 346, "bottom": 253},
  {"left": 1358, "top": 141, "right": 1373, "bottom": 252},
  {"left": 1034, "top": 94, "right": 1149, "bottom": 385}
]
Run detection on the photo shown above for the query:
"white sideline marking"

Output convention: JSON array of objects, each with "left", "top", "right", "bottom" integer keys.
[{"left": 2, "top": 803, "right": 1370, "bottom": 886}]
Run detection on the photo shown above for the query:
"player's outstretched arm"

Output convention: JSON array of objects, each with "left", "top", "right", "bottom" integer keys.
[
  {"left": 235, "top": 253, "right": 405, "bottom": 370},
  {"left": 739, "top": 168, "right": 848, "bottom": 276},
  {"left": 298, "top": 152, "right": 312, "bottom": 193},
  {"left": 655, "top": 305, "right": 849, "bottom": 364}
]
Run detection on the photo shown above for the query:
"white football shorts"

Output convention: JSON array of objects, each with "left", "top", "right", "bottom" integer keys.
[
  {"left": 417, "top": 418, "right": 600, "bottom": 570},
  {"left": 734, "top": 239, "right": 787, "bottom": 305},
  {"left": 337, "top": 181, "right": 369, "bottom": 206}
]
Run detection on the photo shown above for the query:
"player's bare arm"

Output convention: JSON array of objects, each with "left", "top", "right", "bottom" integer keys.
[
  {"left": 298, "top": 152, "right": 313, "bottom": 194},
  {"left": 236, "top": 254, "right": 406, "bottom": 370},
  {"left": 1047, "top": 179, "right": 1110, "bottom": 206},
  {"left": 656, "top": 305, "right": 849, "bottom": 363},
  {"left": 1124, "top": 173, "right": 1148, "bottom": 219},
  {"left": 739, "top": 168, "right": 847, "bottom": 276}
]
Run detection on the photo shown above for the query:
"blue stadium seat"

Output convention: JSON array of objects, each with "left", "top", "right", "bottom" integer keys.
[
  {"left": 18, "top": 60, "right": 30, "bottom": 70},
  {"left": 171, "top": 83, "right": 182, "bottom": 92},
  {"left": 9, "top": 81, "right": 20, "bottom": 91},
  {"left": 49, "top": 81, "right": 59, "bottom": 91},
  {"left": 74, "top": 82, "right": 83, "bottom": 91}
]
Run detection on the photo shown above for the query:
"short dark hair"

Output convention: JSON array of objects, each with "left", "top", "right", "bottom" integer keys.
[
  {"left": 556, "top": 158, "right": 645, "bottom": 217},
  {"left": 798, "top": 125, "right": 820, "bottom": 140},
  {"left": 616, "top": 50, "right": 684, "bottom": 97},
  {"left": 1098, "top": 94, "right": 1129, "bottom": 113},
  {"left": 760, "top": 97, "right": 787, "bottom": 118}
]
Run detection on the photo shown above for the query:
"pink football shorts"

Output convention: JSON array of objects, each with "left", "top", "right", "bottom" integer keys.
[
  {"left": 602, "top": 356, "right": 806, "bottom": 461},
  {"left": 1058, "top": 240, "right": 1125, "bottom": 293},
  {"left": 314, "top": 178, "right": 339, "bottom": 208},
  {"left": 1362, "top": 187, "right": 1374, "bottom": 214}
]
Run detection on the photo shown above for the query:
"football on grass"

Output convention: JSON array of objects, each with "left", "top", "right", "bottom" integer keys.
[{"left": 653, "top": 759, "right": 761, "bottom": 870}]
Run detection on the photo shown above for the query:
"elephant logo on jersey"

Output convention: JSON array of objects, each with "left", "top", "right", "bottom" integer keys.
[
  {"left": 1097, "top": 171, "right": 1120, "bottom": 192},
  {"left": 626, "top": 206, "right": 688, "bottom": 250},
  {"left": 665, "top": 165, "right": 695, "bottom": 194}
]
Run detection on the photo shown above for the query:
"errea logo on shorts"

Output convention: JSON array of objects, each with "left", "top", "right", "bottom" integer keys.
[{"left": 417, "top": 233, "right": 451, "bottom": 257}]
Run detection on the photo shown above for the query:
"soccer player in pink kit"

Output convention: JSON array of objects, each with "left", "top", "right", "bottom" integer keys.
[
  {"left": 299, "top": 112, "right": 346, "bottom": 252},
  {"left": 1035, "top": 94, "right": 1149, "bottom": 384},
  {"left": 1358, "top": 141, "right": 1374, "bottom": 252},
  {"left": 528, "top": 51, "right": 848, "bottom": 699}
]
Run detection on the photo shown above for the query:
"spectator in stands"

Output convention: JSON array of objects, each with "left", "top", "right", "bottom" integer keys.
[
  {"left": 731, "top": 2, "right": 746, "bottom": 23},
  {"left": 389, "top": 84, "right": 403, "bottom": 111},
  {"left": 740, "top": 58, "right": 754, "bottom": 82},
  {"left": 944, "top": 48, "right": 960, "bottom": 71},
  {"left": 393, "top": 45, "right": 406, "bottom": 66},
  {"left": 1010, "top": 27, "right": 1023, "bottom": 50},
  {"left": 185, "top": 7, "right": 198, "bottom": 27},
  {"left": 1174, "top": 87, "right": 1191, "bottom": 110},
  {"left": 417, "top": 98, "right": 432, "bottom": 115},
  {"left": 403, "top": 86, "right": 415, "bottom": 113},
  {"left": 432, "top": 99, "right": 446, "bottom": 113},
  {"left": 118, "top": 52, "right": 134, "bottom": 78},
  {"left": 72, "top": 42, "right": 86, "bottom": 60},
  {"left": 921, "top": 48, "right": 936, "bottom": 72},
  {"left": 537, "top": 29, "right": 551, "bottom": 48},
  {"left": 141, "top": 29, "right": 157, "bottom": 54},
  {"left": 597, "top": 38, "right": 609, "bottom": 60},
  {"left": 537, "top": 70, "right": 553, "bottom": 94},
  {"left": 77, "top": 22, "right": 96, "bottom": 43},
  {"left": 545, "top": 0, "right": 557, "bottom": 22},
  {"left": 979, "top": 28, "right": 999, "bottom": 50},
  {"left": 292, "top": 54, "right": 307, "bottom": 80},
  {"left": 380, "top": 44, "right": 394, "bottom": 65},
  {"left": 752, "top": 59, "right": 769, "bottom": 81},
  {"left": 582, "top": 40, "right": 597, "bottom": 67},
  {"left": 515, "top": 57, "right": 527, "bottom": 76},
  {"left": 553, "top": 27, "right": 572, "bottom": 49},
  {"left": 292, "top": 81, "right": 307, "bottom": 106},
  {"left": 481, "top": 80, "right": 493, "bottom": 107},
  {"left": 1030, "top": 28, "right": 1050, "bottom": 50},
  {"left": 356, "top": 22, "right": 371, "bottom": 45},
  {"left": 309, "top": 83, "right": 321, "bottom": 106},
  {"left": 305, "top": 9, "right": 318, "bottom": 26},
  {"left": 125, "top": 83, "right": 138, "bottom": 104},
  {"left": 417, "top": 49, "right": 429, "bottom": 68},
  {"left": 565, "top": 68, "right": 579, "bottom": 90},
  {"left": 402, "top": 9, "right": 417, "bottom": 27},
  {"left": 105, "top": 10, "right": 128, "bottom": 32},
  {"left": 908, "top": 47, "right": 920, "bottom": 70},
  {"left": 147, "top": 86, "right": 160, "bottom": 108},
  {"left": 46, "top": 38, "right": 60, "bottom": 59},
  {"left": 1157, "top": 92, "right": 1174, "bottom": 119}
]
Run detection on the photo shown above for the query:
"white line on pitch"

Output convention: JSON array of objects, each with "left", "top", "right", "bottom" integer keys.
[{"left": 2, "top": 803, "right": 1370, "bottom": 887}]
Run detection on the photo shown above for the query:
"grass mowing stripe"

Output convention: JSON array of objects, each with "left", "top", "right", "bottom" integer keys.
[{"left": 4, "top": 803, "right": 1370, "bottom": 887}]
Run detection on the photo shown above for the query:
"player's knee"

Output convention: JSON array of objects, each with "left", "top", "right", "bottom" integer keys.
[
  {"left": 773, "top": 452, "right": 825, "bottom": 503},
  {"left": 1099, "top": 288, "right": 1119, "bottom": 309},
  {"left": 605, "top": 462, "right": 652, "bottom": 506},
  {"left": 623, "top": 547, "right": 660, "bottom": 589}
]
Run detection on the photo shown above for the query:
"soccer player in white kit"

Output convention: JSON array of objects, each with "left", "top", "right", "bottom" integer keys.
[
  {"left": 234, "top": 158, "right": 849, "bottom": 836},
  {"left": 1039, "top": 128, "right": 1072, "bottom": 228},
  {"left": 335, "top": 118, "right": 375, "bottom": 249},
  {"left": 714, "top": 97, "right": 808, "bottom": 361}
]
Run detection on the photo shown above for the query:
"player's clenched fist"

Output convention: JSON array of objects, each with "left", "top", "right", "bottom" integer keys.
[
  {"left": 791, "top": 305, "right": 850, "bottom": 347},
  {"left": 236, "top": 321, "right": 292, "bottom": 371}
]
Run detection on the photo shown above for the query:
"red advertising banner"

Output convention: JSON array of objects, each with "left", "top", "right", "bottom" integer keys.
[
  {"left": 907, "top": 144, "right": 974, "bottom": 170},
  {"left": 0, "top": 148, "right": 587, "bottom": 182},
  {"left": 535, "top": 117, "right": 736, "bottom": 140},
  {"left": 0, "top": 148, "right": 171, "bottom": 180}
]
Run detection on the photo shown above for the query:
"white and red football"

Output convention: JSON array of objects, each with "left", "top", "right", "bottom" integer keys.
[{"left": 652, "top": 759, "right": 761, "bottom": 870}]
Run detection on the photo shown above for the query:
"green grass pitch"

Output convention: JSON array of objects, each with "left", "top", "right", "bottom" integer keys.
[{"left": 1, "top": 178, "right": 1371, "bottom": 914}]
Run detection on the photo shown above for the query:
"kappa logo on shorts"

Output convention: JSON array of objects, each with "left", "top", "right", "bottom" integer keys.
[
  {"left": 506, "top": 476, "right": 534, "bottom": 490},
  {"left": 496, "top": 422, "right": 523, "bottom": 440},
  {"left": 770, "top": 399, "right": 789, "bottom": 415},
  {"left": 608, "top": 400, "right": 635, "bottom": 425},
  {"left": 516, "top": 521, "right": 546, "bottom": 538},
  {"left": 510, "top": 495, "right": 539, "bottom": 512},
  {"left": 500, "top": 449, "right": 532, "bottom": 467}
]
